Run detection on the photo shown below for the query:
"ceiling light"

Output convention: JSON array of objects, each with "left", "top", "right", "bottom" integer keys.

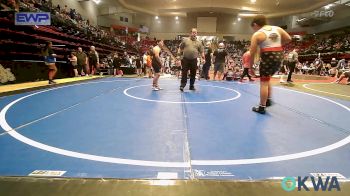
[
  {"left": 175, "top": 16, "right": 179, "bottom": 20},
  {"left": 250, "top": 0, "right": 257, "bottom": 3},
  {"left": 238, "top": 17, "right": 241, "bottom": 21},
  {"left": 155, "top": 16, "right": 159, "bottom": 19},
  {"left": 238, "top": 13, "right": 258, "bottom": 17}
]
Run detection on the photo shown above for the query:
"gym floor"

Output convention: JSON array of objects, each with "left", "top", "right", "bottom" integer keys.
[{"left": 0, "top": 76, "right": 349, "bottom": 195}]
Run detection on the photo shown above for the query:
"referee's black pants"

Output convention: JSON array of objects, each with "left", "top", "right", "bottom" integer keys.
[
  {"left": 287, "top": 62, "right": 296, "bottom": 81},
  {"left": 181, "top": 58, "right": 197, "bottom": 87}
]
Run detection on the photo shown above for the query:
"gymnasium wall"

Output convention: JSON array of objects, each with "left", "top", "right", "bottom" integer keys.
[
  {"left": 97, "top": 5, "right": 135, "bottom": 27},
  {"left": 97, "top": 14, "right": 134, "bottom": 27},
  {"left": 133, "top": 13, "right": 256, "bottom": 40},
  {"left": 148, "top": 32, "right": 251, "bottom": 41},
  {"left": 293, "top": 16, "right": 350, "bottom": 35},
  {"left": 137, "top": 14, "right": 290, "bottom": 40},
  {"left": 197, "top": 17, "right": 217, "bottom": 33},
  {"left": 309, "top": 15, "right": 350, "bottom": 34},
  {"left": 287, "top": 7, "right": 350, "bottom": 34}
]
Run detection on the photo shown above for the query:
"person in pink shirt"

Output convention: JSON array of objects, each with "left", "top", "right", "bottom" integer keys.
[{"left": 240, "top": 50, "right": 254, "bottom": 82}]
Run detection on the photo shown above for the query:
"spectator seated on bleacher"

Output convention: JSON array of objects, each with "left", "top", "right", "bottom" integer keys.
[
  {"left": 223, "top": 66, "right": 241, "bottom": 81},
  {"left": 1, "top": 0, "right": 19, "bottom": 11},
  {"left": 333, "top": 71, "right": 350, "bottom": 85}
]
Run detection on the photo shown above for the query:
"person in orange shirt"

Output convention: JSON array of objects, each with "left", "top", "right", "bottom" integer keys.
[
  {"left": 146, "top": 51, "right": 153, "bottom": 78},
  {"left": 240, "top": 50, "right": 254, "bottom": 82}
]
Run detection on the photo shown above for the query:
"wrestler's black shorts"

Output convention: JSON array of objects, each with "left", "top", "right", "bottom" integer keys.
[
  {"left": 260, "top": 51, "right": 283, "bottom": 77},
  {"left": 152, "top": 62, "right": 161, "bottom": 73}
]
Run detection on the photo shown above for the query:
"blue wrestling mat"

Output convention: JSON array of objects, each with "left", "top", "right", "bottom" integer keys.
[{"left": 0, "top": 78, "right": 349, "bottom": 180}]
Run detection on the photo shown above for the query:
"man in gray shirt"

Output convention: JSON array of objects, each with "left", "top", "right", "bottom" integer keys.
[
  {"left": 287, "top": 48, "right": 298, "bottom": 82},
  {"left": 178, "top": 28, "right": 205, "bottom": 91}
]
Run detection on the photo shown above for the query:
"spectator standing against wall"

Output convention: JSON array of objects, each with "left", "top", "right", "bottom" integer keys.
[
  {"left": 68, "top": 52, "right": 78, "bottom": 77},
  {"left": 76, "top": 47, "right": 89, "bottom": 76},
  {"left": 88, "top": 46, "right": 99, "bottom": 75},
  {"left": 41, "top": 41, "right": 57, "bottom": 84}
]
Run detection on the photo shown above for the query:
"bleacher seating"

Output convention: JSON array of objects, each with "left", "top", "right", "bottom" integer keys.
[{"left": 0, "top": 0, "right": 153, "bottom": 82}]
